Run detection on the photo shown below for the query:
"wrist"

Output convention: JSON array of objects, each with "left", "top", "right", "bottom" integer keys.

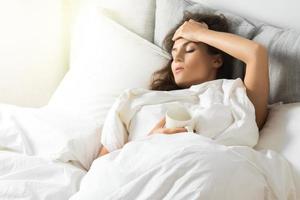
[{"left": 195, "top": 28, "right": 211, "bottom": 43}]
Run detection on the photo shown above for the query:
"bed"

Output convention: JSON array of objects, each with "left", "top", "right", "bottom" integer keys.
[{"left": 0, "top": 0, "right": 299, "bottom": 199}]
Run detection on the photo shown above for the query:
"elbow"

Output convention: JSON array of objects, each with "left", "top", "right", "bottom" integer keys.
[
  {"left": 253, "top": 43, "right": 268, "bottom": 60},
  {"left": 257, "top": 107, "right": 269, "bottom": 131},
  {"left": 245, "top": 43, "right": 268, "bottom": 64}
]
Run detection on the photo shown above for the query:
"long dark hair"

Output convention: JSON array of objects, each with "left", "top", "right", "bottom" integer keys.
[{"left": 150, "top": 12, "right": 234, "bottom": 91}]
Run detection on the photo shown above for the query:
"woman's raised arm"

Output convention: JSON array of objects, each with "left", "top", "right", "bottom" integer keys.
[{"left": 172, "top": 19, "right": 270, "bottom": 130}]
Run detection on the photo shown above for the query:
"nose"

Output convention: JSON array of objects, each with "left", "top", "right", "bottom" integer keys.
[{"left": 173, "top": 51, "right": 184, "bottom": 62}]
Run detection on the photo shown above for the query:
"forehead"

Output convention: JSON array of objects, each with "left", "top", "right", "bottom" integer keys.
[{"left": 173, "top": 38, "right": 195, "bottom": 48}]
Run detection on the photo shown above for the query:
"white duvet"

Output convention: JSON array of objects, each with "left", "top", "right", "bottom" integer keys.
[
  {"left": 71, "top": 78, "right": 297, "bottom": 199},
  {"left": 0, "top": 151, "right": 85, "bottom": 200},
  {"left": 71, "top": 133, "right": 296, "bottom": 200},
  {"left": 0, "top": 78, "right": 297, "bottom": 199},
  {"left": 0, "top": 103, "right": 100, "bottom": 199}
]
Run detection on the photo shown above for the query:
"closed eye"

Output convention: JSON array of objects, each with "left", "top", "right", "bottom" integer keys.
[
  {"left": 186, "top": 49, "right": 195, "bottom": 53},
  {"left": 171, "top": 49, "right": 195, "bottom": 58}
]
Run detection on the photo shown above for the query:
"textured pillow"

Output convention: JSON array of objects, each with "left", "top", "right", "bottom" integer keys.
[
  {"left": 252, "top": 25, "right": 300, "bottom": 104},
  {"left": 254, "top": 102, "right": 300, "bottom": 197},
  {"left": 154, "top": 0, "right": 257, "bottom": 79},
  {"left": 48, "top": 8, "right": 170, "bottom": 126},
  {"left": 97, "top": 0, "right": 156, "bottom": 42}
]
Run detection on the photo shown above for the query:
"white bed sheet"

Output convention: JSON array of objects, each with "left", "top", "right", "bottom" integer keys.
[
  {"left": 255, "top": 102, "right": 300, "bottom": 197},
  {"left": 0, "top": 151, "right": 86, "bottom": 200}
]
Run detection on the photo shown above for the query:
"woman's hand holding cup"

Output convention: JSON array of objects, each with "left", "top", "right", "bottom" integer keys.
[
  {"left": 148, "top": 103, "right": 195, "bottom": 135},
  {"left": 165, "top": 103, "right": 195, "bottom": 133},
  {"left": 148, "top": 117, "right": 188, "bottom": 135}
]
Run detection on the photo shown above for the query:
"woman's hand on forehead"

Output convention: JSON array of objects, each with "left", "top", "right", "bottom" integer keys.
[{"left": 172, "top": 19, "right": 209, "bottom": 42}]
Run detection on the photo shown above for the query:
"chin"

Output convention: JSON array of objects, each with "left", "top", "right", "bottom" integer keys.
[{"left": 175, "top": 80, "right": 191, "bottom": 89}]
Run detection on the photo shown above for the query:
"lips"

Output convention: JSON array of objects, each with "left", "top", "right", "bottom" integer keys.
[{"left": 174, "top": 66, "right": 184, "bottom": 74}]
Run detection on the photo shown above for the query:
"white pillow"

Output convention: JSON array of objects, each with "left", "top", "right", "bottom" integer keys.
[
  {"left": 48, "top": 8, "right": 170, "bottom": 129},
  {"left": 96, "top": 0, "right": 156, "bottom": 42},
  {"left": 0, "top": 103, "right": 101, "bottom": 170},
  {"left": 254, "top": 102, "right": 300, "bottom": 197}
]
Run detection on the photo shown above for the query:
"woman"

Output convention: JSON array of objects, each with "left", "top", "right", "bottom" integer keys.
[{"left": 99, "top": 12, "right": 269, "bottom": 157}]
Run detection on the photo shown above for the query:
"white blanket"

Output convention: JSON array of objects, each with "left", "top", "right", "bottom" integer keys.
[
  {"left": 0, "top": 103, "right": 101, "bottom": 199},
  {"left": 70, "top": 133, "right": 296, "bottom": 199},
  {"left": 0, "top": 151, "right": 86, "bottom": 200},
  {"left": 101, "top": 78, "right": 259, "bottom": 152},
  {"left": 71, "top": 78, "right": 297, "bottom": 199},
  {"left": 0, "top": 103, "right": 102, "bottom": 170}
]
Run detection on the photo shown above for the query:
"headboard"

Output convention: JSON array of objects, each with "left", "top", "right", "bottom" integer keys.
[{"left": 192, "top": 0, "right": 300, "bottom": 32}]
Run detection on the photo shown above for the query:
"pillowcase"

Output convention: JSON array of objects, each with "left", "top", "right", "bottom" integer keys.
[
  {"left": 48, "top": 8, "right": 170, "bottom": 129},
  {"left": 0, "top": 103, "right": 101, "bottom": 170},
  {"left": 154, "top": 0, "right": 256, "bottom": 47},
  {"left": 252, "top": 25, "right": 300, "bottom": 104},
  {"left": 254, "top": 102, "right": 300, "bottom": 197},
  {"left": 96, "top": 0, "right": 156, "bottom": 42},
  {"left": 154, "top": 0, "right": 257, "bottom": 79}
]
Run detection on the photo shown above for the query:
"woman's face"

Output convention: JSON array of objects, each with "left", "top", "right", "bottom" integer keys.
[{"left": 171, "top": 38, "right": 222, "bottom": 88}]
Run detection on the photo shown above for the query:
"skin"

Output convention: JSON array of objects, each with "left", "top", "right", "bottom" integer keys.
[
  {"left": 99, "top": 19, "right": 269, "bottom": 157},
  {"left": 170, "top": 39, "right": 221, "bottom": 88}
]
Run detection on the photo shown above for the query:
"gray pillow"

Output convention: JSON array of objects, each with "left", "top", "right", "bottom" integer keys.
[
  {"left": 252, "top": 25, "right": 300, "bottom": 104},
  {"left": 154, "top": 0, "right": 257, "bottom": 79}
]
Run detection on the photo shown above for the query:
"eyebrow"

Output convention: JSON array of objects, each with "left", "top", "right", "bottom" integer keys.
[{"left": 172, "top": 41, "right": 194, "bottom": 51}]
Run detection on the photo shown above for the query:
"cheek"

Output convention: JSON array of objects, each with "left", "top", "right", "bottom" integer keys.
[
  {"left": 171, "top": 61, "right": 176, "bottom": 71},
  {"left": 186, "top": 54, "right": 210, "bottom": 72}
]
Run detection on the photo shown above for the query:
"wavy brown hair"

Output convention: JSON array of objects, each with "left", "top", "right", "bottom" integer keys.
[{"left": 150, "top": 12, "right": 234, "bottom": 91}]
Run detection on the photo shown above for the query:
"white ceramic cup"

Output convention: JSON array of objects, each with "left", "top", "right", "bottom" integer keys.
[{"left": 165, "top": 104, "right": 194, "bottom": 133}]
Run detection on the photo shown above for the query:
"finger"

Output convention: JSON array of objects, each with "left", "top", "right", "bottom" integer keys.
[
  {"left": 201, "top": 22, "right": 209, "bottom": 28},
  {"left": 172, "top": 25, "right": 183, "bottom": 41},
  {"left": 172, "top": 35, "right": 179, "bottom": 41},
  {"left": 173, "top": 127, "right": 188, "bottom": 133},
  {"left": 172, "top": 30, "right": 180, "bottom": 41},
  {"left": 172, "top": 33, "right": 182, "bottom": 41},
  {"left": 188, "top": 19, "right": 207, "bottom": 27},
  {"left": 154, "top": 117, "right": 166, "bottom": 129},
  {"left": 172, "top": 36, "right": 178, "bottom": 41},
  {"left": 148, "top": 118, "right": 166, "bottom": 135},
  {"left": 162, "top": 127, "right": 187, "bottom": 134}
]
